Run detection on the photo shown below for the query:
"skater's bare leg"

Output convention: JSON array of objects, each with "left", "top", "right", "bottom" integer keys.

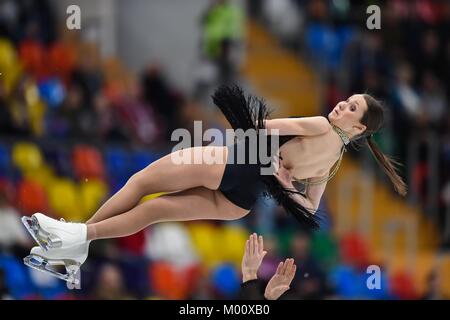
[
  {"left": 86, "top": 146, "right": 227, "bottom": 224},
  {"left": 87, "top": 187, "right": 249, "bottom": 241}
]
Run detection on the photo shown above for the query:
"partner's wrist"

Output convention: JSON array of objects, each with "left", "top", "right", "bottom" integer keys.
[
  {"left": 242, "top": 266, "right": 258, "bottom": 275},
  {"left": 242, "top": 273, "right": 258, "bottom": 282},
  {"left": 264, "top": 292, "right": 275, "bottom": 300}
]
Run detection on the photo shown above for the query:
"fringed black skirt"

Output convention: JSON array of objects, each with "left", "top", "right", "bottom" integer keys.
[{"left": 212, "top": 85, "right": 321, "bottom": 230}]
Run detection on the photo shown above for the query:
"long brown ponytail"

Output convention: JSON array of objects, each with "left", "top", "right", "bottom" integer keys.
[
  {"left": 358, "top": 94, "right": 408, "bottom": 196},
  {"left": 366, "top": 135, "right": 407, "bottom": 196}
]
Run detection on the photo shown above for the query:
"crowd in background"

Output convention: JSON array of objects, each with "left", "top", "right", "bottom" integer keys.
[{"left": 0, "top": 0, "right": 448, "bottom": 300}]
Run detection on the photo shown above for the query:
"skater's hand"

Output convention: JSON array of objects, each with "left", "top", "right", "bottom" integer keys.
[
  {"left": 273, "top": 155, "right": 293, "bottom": 188},
  {"left": 241, "top": 233, "right": 267, "bottom": 282},
  {"left": 264, "top": 258, "right": 297, "bottom": 300}
]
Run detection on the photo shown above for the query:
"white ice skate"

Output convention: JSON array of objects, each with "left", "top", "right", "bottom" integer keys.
[
  {"left": 24, "top": 242, "right": 90, "bottom": 288},
  {"left": 21, "top": 212, "right": 87, "bottom": 251}
]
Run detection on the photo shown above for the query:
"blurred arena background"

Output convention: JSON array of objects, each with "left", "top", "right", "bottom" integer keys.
[{"left": 0, "top": 0, "right": 449, "bottom": 300}]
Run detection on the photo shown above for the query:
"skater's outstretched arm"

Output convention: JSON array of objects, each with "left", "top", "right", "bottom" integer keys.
[{"left": 264, "top": 116, "right": 331, "bottom": 136}]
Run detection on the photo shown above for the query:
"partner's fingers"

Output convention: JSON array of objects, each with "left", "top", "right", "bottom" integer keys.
[
  {"left": 253, "top": 233, "right": 258, "bottom": 255},
  {"left": 282, "top": 258, "right": 294, "bottom": 275},
  {"left": 258, "top": 235, "right": 264, "bottom": 254},
  {"left": 288, "top": 264, "right": 297, "bottom": 281},
  {"left": 286, "top": 258, "right": 294, "bottom": 270},
  {"left": 283, "top": 259, "right": 289, "bottom": 275},
  {"left": 247, "top": 233, "right": 267, "bottom": 258},
  {"left": 276, "top": 261, "right": 284, "bottom": 274}
]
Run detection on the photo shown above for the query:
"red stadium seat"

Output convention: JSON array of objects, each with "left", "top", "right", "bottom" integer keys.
[
  {"left": 72, "top": 145, "right": 105, "bottom": 180},
  {"left": 19, "top": 40, "right": 48, "bottom": 79},
  {"left": 16, "top": 179, "right": 48, "bottom": 215},
  {"left": 0, "top": 178, "right": 15, "bottom": 203},
  {"left": 117, "top": 231, "right": 146, "bottom": 256},
  {"left": 339, "top": 232, "right": 370, "bottom": 269},
  {"left": 390, "top": 270, "right": 420, "bottom": 299},
  {"left": 48, "top": 42, "right": 77, "bottom": 82},
  {"left": 149, "top": 262, "right": 190, "bottom": 299}
]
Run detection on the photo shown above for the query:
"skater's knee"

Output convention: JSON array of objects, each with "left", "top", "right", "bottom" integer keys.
[{"left": 127, "top": 171, "right": 150, "bottom": 191}]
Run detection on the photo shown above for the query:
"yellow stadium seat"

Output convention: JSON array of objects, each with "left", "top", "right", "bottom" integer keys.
[
  {"left": 48, "top": 178, "right": 81, "bottom": 221},
  {"left": 0, "top": 38, "right": 22, "bottom": 94},
  {"left": 218, "top": 224, "right": 248, "bottom": 267},
  {"left": 12, "top": 142, "right": 43, "bottom": 173},
  {"left": 25, "top": 79, "right": 47, "bottom": 137},
  {"left": 0, "top": 38, "right": 17, "bottom": 69},
  {"left": 188, "top": 223, "right": 223, "bottom": 269},
  {"left": 23, "top": 163, "right": 55, "bottom": 190},
  {"left": 79, "top": 179, "right": 108, "bottom": 221}
]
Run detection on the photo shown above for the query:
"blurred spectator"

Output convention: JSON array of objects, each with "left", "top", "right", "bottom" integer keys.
[
  {"left": 393, "top": 62, "right": 423, "bottom": 124},
  {"left": 113, "top": 79, "right": 162, "bottom": 146},
  {"left": 421, "top": 270, "right": 443, "bottom": 300},
  {"left": 420, "top": 71, "right": 447, "bottom": 130},
  {"left": 261, "top": 0, "right": 304, "bottom": 48},
  {"left": 141, "top": 65, "right": 183, "bottom": 139},
  {"left": 0, "top": 0, "right": 56, "bottom": 45},
  {"left": 0, "top": 190, "right": 29, "bottom": 253},
  {"left": 389, "top": 62, "right": 422, "bottom": 156},
  {"left": 413, "top": 29, "right": 442, "bottom": 85},
  {"left": 0, "top": 268, "right": 12, "bottom": 300},
  {"left": 7, "top": 75, "right": 34, "bottom": 138},
  {"left": 289, "top": 232, "right": 329, "bottom": 299},
  {"left": 196, "top": 0, "right": 244, "bottom": 93},
  {"left": 91, "top": 263, "right": 132, "bottom": 300},
  {"left": 71, "top": 46, "right": 103, "bottom": 108},
  {"left": 93, "top": 93, "right": 127, "bottom": 142},
  {"left": 0, "top": 84, "right": 18, "bottom": 135},
  {"left": 48, "top": 84, "right": 96, "bottom": 140},
  {"left": 346, "top": 32, "right": 390, "bottom": 95}
]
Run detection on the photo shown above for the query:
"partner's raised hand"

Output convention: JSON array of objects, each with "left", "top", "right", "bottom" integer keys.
[
  {"left": 264, "top": 258, "right": 297, "bottom": 300},
  {"left": 241, "top": 233, "right": 267, "bottom": 283}
]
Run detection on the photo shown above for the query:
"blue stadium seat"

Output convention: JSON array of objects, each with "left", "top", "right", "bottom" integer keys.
[
  {"left": 130, "top": 150, "right": 159, "bottom": 173},
  {"left": 0, "top": 144, "right": 10, "bottom": 177},
  {"left": 0, "top": 254, "right": 37, "bottom": 299},
  {"left": 105, "top": 147, "right": 131, "bottom": 179}
]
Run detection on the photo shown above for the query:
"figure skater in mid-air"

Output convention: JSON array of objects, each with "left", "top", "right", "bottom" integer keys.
[{"left": 21, "top": 85, "right": 407, "bottom": 285}]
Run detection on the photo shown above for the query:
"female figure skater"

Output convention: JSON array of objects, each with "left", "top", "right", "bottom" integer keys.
[{"left": 22, "top": 85, "right": 406, "bottom": 284}]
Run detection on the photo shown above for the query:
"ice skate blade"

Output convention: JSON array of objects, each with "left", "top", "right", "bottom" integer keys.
[
  {"left": 23, "top": 254, "right": 81, "bottom": 287},
  {"left": 21, "top": 216, "right": 63, "bottom": 251}
]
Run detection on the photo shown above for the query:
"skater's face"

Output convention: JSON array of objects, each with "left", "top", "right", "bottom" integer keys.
[{"left": 328, "top": 94, "right": 367, "bottom": 138}]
